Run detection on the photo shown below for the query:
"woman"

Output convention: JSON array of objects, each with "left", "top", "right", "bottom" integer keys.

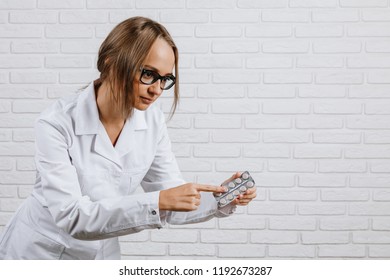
[{"left": 0, "top": 17, "right": 256, "bottom": 259}]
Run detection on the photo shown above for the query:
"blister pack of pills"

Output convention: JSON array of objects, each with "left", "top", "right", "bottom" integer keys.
[{"left": 214, "top": 171, "right": 256, "bottom": 207}]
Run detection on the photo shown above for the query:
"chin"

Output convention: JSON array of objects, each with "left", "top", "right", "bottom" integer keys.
[{"left": 134, "top": 103, "right": 150, "bottom": 111}]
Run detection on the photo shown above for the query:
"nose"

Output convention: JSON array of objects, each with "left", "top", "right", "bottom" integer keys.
[{"left": 148, "top": 79, "right": 163, "bottom": 96}]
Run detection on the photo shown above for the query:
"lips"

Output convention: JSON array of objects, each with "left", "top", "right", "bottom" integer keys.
[{"left": 140, "top": 96, "right": 153, "bottom": 105}]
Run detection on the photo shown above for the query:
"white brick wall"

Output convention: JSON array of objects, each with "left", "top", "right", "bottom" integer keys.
[{"left": 0, "top": 0, "right": 389, "bottom": 259}]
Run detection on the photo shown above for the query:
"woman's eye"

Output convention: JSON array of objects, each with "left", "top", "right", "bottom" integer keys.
[{"left": 144, "top": 71, "right": 154, "bottom": 78}]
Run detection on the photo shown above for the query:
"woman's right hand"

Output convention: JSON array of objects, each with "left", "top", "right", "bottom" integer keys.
[{"left": 159, "top": 183, "right": 227, "bottom": 211}]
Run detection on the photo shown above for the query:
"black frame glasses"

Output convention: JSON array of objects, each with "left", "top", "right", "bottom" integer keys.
[{"left": 139, "top": 68, "right": 176, "bottom": 90}]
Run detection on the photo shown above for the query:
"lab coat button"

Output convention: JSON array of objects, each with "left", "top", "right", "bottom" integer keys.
[{"left": 151, "top": 210, "right": 157, "bottom": 215}]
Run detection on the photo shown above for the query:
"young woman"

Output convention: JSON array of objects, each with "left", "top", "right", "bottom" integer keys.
[{"left": 0, "top": 17, "right": 256, "bottom": 259}]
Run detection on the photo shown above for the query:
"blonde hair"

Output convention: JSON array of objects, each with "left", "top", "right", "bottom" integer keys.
[{"left": 96, "top": 16, "right": 179, "bottom": 119}]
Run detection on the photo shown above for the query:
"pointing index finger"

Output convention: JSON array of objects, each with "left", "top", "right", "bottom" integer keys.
[{"left": 196, "top": 184, "right": 227, "bottom": 193}]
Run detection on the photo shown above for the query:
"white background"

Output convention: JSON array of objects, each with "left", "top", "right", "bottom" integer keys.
[{"left": 1, "top": 0, "right": 390, "bottom": 259}]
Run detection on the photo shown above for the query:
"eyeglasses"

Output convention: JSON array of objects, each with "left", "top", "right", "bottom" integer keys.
[{"left": 139, "top": 68, "right": 176, "bottom": 90}]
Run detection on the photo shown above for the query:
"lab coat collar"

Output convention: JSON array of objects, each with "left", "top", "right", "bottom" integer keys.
[{"left": 75, "top": 81, "right": 149, "bottom": 166}]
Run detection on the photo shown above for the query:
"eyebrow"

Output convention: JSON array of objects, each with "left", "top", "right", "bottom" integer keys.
[{"left": 144, "top": 64, "right": 173, "bottom": 76}]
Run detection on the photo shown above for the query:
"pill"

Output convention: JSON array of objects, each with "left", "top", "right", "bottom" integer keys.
[
  {"left": 227, "top": 194, "right": 234, "bottom": 200},
  {"left": 240, "top": 186, "right": 247, "bottom": 192},
  {"left": 214, "top": 192, "right": 222, "bottom": 197},
  {"left": 220, "top": 198, "right": 227, "bottom": 205},
  {"left": 235, "top": 178, "right": 242, "bottom": 184},
  {"left": 228, "top": 182, "right": 235, "bottom": 188},
  {"left": 233, "top": 190, "right": 240, "bottom": 196},
  {"left": 242, "top": 173, "right": 249, "bottom": 180},
  {"left": 246, "top": 181, "right": 254, "bottom": 188}
]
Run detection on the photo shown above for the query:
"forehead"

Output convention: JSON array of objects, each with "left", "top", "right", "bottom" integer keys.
[{"left": 143, "top": 38, "right": 175, "bottom": 75}]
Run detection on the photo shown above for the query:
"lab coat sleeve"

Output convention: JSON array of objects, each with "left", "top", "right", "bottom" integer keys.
[
  {"left": 35, "top": 119, "right": 164, "bottom": 241},
  {"left": 141, "top": 122, "right": 236, "bottom": 225}
]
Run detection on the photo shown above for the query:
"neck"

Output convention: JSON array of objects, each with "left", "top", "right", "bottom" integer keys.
[{"left": 95, "top": 80, "right": 124, "bottom": 125}]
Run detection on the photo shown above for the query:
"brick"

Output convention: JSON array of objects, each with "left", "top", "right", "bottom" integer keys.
[
  {"left": 264, "top": 72, "right": 312, "bottom": 84},
  {"left": 270, "top": 189, "right": 317, "bottom": 201},
  {"left": 195, "top": 25, "right": 242, "bottom": 38},
  {"left": 312, "top": 10, "right": 359, "bottom": 22},
  {"left": 18, "top": 186, "right": 33, "bottom": 199},
  {"left": 290, "top": 0, "right": 337, "bottom": 7},
  {"left": 246, "top": 24, "right": 292, "bottom": 37},
  {"left": 10, "top": 11, "right": 58, "bottom": 23},
  {"left": 197, "top": 84, "right": 245, "bottom": 99},
  {"left": 320, "top": 217, "right": 369, "bottom": 230},
  {"left": 263, "top": 131, "right": 310, "bottom": 143},
  {"left": 13, "top": 100, "right": 53, "bottom": 113},
  {"left": 238, "top": 0, "right": 287, "bottom": 8},
  {"left": 0, "top": 186, "right": 17, "bottom": 198},
  {"left": 195, "top": 56, "right": 242, "bottom": 68},
  {"left": 319, "top": 160, "right": 367, "bottom": 173},
  {"left": 297, "top": 56, "right": 344, "bottom": 68},
  {"left": 212, "top": 10, "right": 259, "bottom": 23},
  {"left": 366, "top": 40, "right": 390, "bottom": 53},
  {"left": 340, "top": 0, "right": 388, "bottom": 7},
  {"left": 262, "top": 40, "right": 309, "bottom": 53},
  {"left": 248, "top": 202, "right": 295, "bottom": 215},
  {"left": 169, "top": 130, "right": 209, "bottom": 143},
  {"left": 187, "top": 0, "right": 235, "bottom": 9},
  {"left": 213, "top": 71, "right": 260, "bottom": 84},
  {"left": 166, "top": 117, "right": 191, "bottom": 129},
  {"left": 262, "top": 101, "right": 310, "bottom": 114},
  {"left": 269, "top": 160, "right": 316, "bottom": 172},
  {"left": 61, "top": 40, "right": 101, "bottom": 54},
  {"left": 200, "top": 230, "right": 247, "bottom": 243},
  {"left": 350, "top": 203, "right": 390, "bottom": 216},
  {"left": 176, "top": 158, "right": 212, "bottom": 172},
  {"left": 216, "top": 159, "right": 264, "bottom": 172},
  {"left": 245, "top": 116, "right": 292, "bottom": 129},
  {"left": 0, "top": 130, "right": 12, "bottom": 142},
  {"left": 218, "top": 244, "right": 266, "bottom": 258},
  {"left": 366, "top": 102, "right": 390, "bottom": 115},
  {"left": 348, "top": 56, "right": 390, "bottom": 68},
  {"left": 348, "top": 116, "right": 390, "bottom": 130},
  {"left": 314, "top": 101, "right": 362, "bottom": 114},
  {"left": 17, "top": 158, "right": 36, "bottom": 171},
  {"left": 0, "top": 198, "right": 23, "bottom": 212},
  {"left": 269, "top": 245, "right": 316, "bottom": 258},
  {"left": 172, "top": 144, "right": 191, "bottom": 157},
  {"left": 0, "top": 213, "right": 13, "bottom": 226},
  {"left": 354, "top": 232, "right": 390, "bottom": 243},
  {"left": 316, "top": 72, "right": 363, "bottom": 84},
  {"left": 0, "top": 101, "right": 10, "bottom": 113},
  {"left": 365, "top": 131, "right": 390, "bottom": 144},
  {"left": 0, "top": 171, "right": 35, "bottom": 184},
  {"left": 0, "top": 0, "right": 35, "bottom": 9},
  {"left": 109, "top": 11, "right": 158, "bottom": 24},
  {"left": 38, "top": 0, "right": 84, "bottom": 9},
  {"left": 295, "top": 116, "right": 343, "bottom": 129},
  {"left": 247, "top": 56, "right": 293, "bottom": 69},
  {"left": 348, "top": 24, "right": 390, "bottom": 37},
  {"left": 212, "top": 40, "right": 259, "bottom": 53},
  {"left": 135, "top": 0, "right": 183, "bottom": 9},
  {"left": 318, "top": 245, "right": 366, "bottom": 258},
  {"left": 295, "top": 146, "right": 342, "bottom": 159},
  {"left": 175, "top": 39, "right": 209, "bottom": 54},
  {"left": 211, "top": 100, "right": 259, "bottom": 114},
  {"left": 194, "top": 116, "right": 241, "bottom": 129},
  {"left": 269, "top": 217, "right": 316, "bottom": 230},
  {"left": 0, "top": 25, "right": 42, "bottom": 38},
  {"left": 251, "top": 231, "right": 298, "bottom": 244},
  {"left": 11, "top": 72, "right": 57, "bottom": 84},
  {"left": 0, "top": 86, "right": 43, "bottom": 99},
  {"left": 367, "top": 71, "right": 390, "bottom": 84},
  {"left": 160, "top": 11, "right": 209, "bottom": 23},
  {"left": 119, "top": 231, "right": 149, "bottom": 242},
  {"left": 0, "top": 41, "right": 9, "bottom": 53},
  {"left": 169, "top": 243, "right": 215, "bottom": 256},
  {"left": 369, "top": 245, "right": 390, "bottom": 257},
  {"left": 151, "top": 229, "right": 198, "bottom": 243},
  {"left": 299, "top": 175, "right": 347, "bottom": 188},
  {"left": 254, "top": 174, "right": 297, "bottom": 188},
  {"left": 363, "top": 10, "right": 390, "bottom": 21},
  {"left": 0, "top": 57, "right": 42, "bottom": 69},
  {"left": 371, "top": 160, "right": 390, "bottom": 172},
  {"left": 350, "top": 175, "right": 390, "bottom": 187},
  {"left": 0, "top": 115, "right": 37, "bottom": 128},
  {"left": 12, "top": 41, "right": 59, "bottom": 54},
  {"left": 298, "top": 204, "right": 346, "bottom": 215},
  {"left": 193, "top": 144, "right": 240, "bottom": 158},
  {"left": 313, "top": 40, "right": 362, "bottom": 53},
  {"left": 45, "top": 25, "right": 93, "bottom": 38},
  {"left": 248, "top": 85, "right": 296, "bottom": 98},
  {"left": 313, "top": 132, "right": 361, "bottom": 144},
  {"left": 60, "top": 71, "right": 99, "bottom": 84},
  {"left": 45, "top": 56, "right": 92, "bottom": 68},
  {"left": 262, "top": 10, "right": 309, "bottom": 22},
  {"left": 121, "top": 242, "right": 166, "bottom": 256},
  {"left": 244, "top": 145, "right": 290, "bottom": 158},
  {"left": 296, "top": 24, "right": 343, "bottom": 38},
  {"left": 0, "top": 158, "right": 13, "bottom": 171},
  {"left": 60, "top": 11, "right": 108, "bottom": 23},
  {"left": 212, "top": 130, "right": 259, "bottom": 143},
  {"left": 372, "top": 218, "right": 390, "bottom": 230},
  {"left": 180, "top": 71, "right": 208, "bottom": 84},
  {"left": 302, "top": 232, "right": 350, "bottom": 244},
  {"left": 162, "top": 100, "right": 207, "bottom": 114},
  {"left": 169, "top": 219, "right": 216, "bottom": 230},
  {"left": 218, "top": 215, "right": 266, "bottom": 230}
]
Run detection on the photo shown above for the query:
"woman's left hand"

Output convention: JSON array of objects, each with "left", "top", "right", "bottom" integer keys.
[{"left": 222, "top": 172, "right": 257, "bottom": 206}]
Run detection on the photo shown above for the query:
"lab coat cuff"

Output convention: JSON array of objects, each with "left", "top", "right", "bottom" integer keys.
[
  {"left": 147, "top": 191, "right": 165, "bottom": 229},
  {"left": 215, "top": 201, "right": 236, "bottom": 217}
]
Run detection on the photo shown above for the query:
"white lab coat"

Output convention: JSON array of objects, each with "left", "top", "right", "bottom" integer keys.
[{"left": 0, "top": 82, "right": 235, "bottom": 260}]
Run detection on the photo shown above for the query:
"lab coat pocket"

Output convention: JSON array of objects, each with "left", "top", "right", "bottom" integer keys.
[
  {"left": 6, "top": 221, "right": 64, "bottom": 260},
  {"left": 127, "top": 167, "right": 148, "bottom": 194},
  {"left": 80, "top": 170, "right": 123, "bottom": 201}
]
